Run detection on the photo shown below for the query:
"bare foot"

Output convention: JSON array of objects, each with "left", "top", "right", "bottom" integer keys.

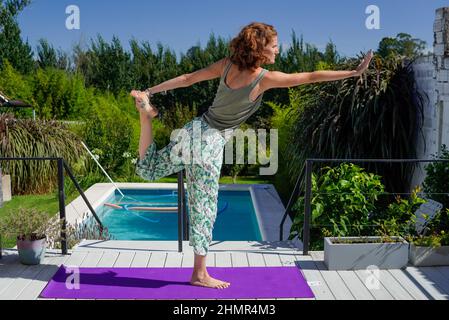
[
  {"left": 190, "top": 273, "right": 231, "bottom": 289},
  {"left": 130, "top": 90, "right": 159, "bottom": 118}
]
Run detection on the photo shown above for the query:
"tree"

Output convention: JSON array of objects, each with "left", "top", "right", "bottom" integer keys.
[
  {"left": 0, "top": 0, "right": 34, "bottom": 74},
  {"left": 377, "top": 33, "right": 427, "bottom": 59}
]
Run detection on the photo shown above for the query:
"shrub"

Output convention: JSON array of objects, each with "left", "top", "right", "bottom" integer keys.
[
  {"left": 289, "top": 163, "right": 385, "bottom": 249},
  {"left": 422, "top": 144, "right": 449, "bottom": 230}
]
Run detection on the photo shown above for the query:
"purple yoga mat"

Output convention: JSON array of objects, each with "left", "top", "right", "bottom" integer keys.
[{"left": 40, "top": 265, "right": 314, "bottom": 299}]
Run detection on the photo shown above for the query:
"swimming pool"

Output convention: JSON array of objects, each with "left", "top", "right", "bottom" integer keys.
[{"left": 85, "top": 189, "right": 263, "bottom": 241}]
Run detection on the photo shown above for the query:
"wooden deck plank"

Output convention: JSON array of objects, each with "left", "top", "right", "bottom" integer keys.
[
  {"left": 80, "top": 251, "right": 104, "bottom": 267},
  {"left": 130, "top": 252, "right": 151, "bottom": 267},
  {"left": 309, "top": 251, "right": 355, "bottom": 300},
  {"left": 247, "top": 252, "right": 265, "bottom": 267},
  {"left": 165, "top": 252, "right": 183, "bottom": 267},
  {"left": 376, "top": 270, "right": 414, "bottom": 300},
  {"left": 262, "top": 253, "right": 282, "bottom": 267},
  {"left": 16, "top": 254, "right": 70, "bottom": 300},
  {"left": 230, "top": 252, "right": 249, "bottom": 267},
  {"left": 206, "top": 253, "right": 216, "bottom": 267},
  {"left": 181, "top": 251, "right": 194, "bottom": 268},
  {"left": 354, "top": 269, "right": 394, "bottom": 300},
  {"left": 435, "top": 266, "right": 449, "bottom": 282},
  {"left": 215, "top": 252, "right": 232, "bottom": 267},
  {"left": 147, "top": 252, "right": 167, "bottom": 267},
  {"left": 96, "top": 251, "right": 119, "bottom": 267},
  {"left": 388, "top": 269, "right": 431, "bottom": 300},
  {"left": 416, "top": 267, "right": 449, "bottom": 298},
  {"left": 64, "top": 251, "right": 88, "bottom": 267},
  {"left": 292, "top": 255, "right": 335, "bottom": 300},
  {"left": 114, "top": 251, "right": 135, "bottom": 267},
  {"left": 0, "top": 255, "right": 54, "bottom": 300},
  {"left": 397, "top": 267, "right": 448, "bottom": 300},
  {"left": 337, "top": 270, "right": 375, "bottom": 300},
  {"left": 0, "top": 259, "right": 29, "bottom": 297}
]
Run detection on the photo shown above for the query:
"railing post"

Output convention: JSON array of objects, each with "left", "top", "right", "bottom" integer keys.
[
  {"left": 177, "top": 170, "right": 183, "bottom": 253},
  {"left": 303, "top": 160, "right": 313, "bottom": 255},
  {"left": 280, "top": 163, "right": 305, "bottom": 241},
  {"left": 57, "top": 159, "right": 68, "bottom": 255}
]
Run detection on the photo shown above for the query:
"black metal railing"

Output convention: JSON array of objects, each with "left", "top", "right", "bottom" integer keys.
[
  {"left": 0, "top": 157, "right": 104, "bottom": 257},
  {"left": 298, "top": 158, "right": 449, "bottom": 255}
]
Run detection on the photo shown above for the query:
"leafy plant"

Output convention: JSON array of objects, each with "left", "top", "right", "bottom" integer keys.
[
  {"left": 0, "top": 207, "right": 59, "bottom": 241},
  {"left": 422, "top": 144, "right": 449, "bottom": 230},
  {"left": 289, "top": 163, "right": 385, "bottom": 249},
  {"left": 405, "top": 209, "right": 449, "bottom": 248},
  {"left": 0, "top": 113, "right": 87, "bottom": 195}
]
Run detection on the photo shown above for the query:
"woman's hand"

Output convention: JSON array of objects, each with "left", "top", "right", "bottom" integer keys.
[
  {"left": 354, "top": 50, "right": 374, "bottom": 77},
  {"left": 130, "top": 90, "right": 159, "bottom": 118}
]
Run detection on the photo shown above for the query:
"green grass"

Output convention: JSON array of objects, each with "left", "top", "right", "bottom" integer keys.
[{"left": 0, "top": 191, "right": 79, "bottom": 249}]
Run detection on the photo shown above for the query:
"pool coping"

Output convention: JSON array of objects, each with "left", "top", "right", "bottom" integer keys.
[{"left": 64, "top": 183, "right": 297, "bottom": 246}]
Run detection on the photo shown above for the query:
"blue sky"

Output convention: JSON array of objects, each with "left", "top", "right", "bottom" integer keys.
[{"left": 16, "top": 0, "right": 448, "bottom": 60}]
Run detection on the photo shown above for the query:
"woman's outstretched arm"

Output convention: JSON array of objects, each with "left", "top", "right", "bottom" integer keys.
[
  {"left": 145, "top": 58, "right": 226, "bottom": 95},
  {"left": 263, "top": 50, "right": 374, "bottom": 89}
]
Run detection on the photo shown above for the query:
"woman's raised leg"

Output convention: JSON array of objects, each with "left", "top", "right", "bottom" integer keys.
[{"left": 131, "top": 90, "right": 184, "bottom": 181}]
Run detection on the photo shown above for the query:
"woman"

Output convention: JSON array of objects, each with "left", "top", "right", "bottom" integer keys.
[{"left": 131, "top": 22, "right": 373, "bottom": 289}]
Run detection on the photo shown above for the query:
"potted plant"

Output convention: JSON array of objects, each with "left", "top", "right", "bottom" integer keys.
[
  {"left": 324, "top": 225, "right": 409, "bottom": 271},
  {"left": 0, "top": 207, "right": 62, "bottom": 265},
  {"left": 407, "top": 209, "right": 449, "bottom": 266},
  {"left": 324, "top": 186, "right": 426, "bottom": 270}
]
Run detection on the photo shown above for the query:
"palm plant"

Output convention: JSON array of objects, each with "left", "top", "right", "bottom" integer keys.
[{"left": 0, "top": 113, "right": 86, "bottom": 194}]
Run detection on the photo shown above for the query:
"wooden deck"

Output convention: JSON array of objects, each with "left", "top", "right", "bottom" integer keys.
[{"left": 1, "top": 240, "right": 449, "bottom": 300}]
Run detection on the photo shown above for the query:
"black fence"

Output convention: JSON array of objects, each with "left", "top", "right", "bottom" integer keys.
[
  {"left": 279, "top": 158, "right": 449, "bottom": 255},
  {"left": 0, "top": 157, "right": 189, "bottom": 259}
]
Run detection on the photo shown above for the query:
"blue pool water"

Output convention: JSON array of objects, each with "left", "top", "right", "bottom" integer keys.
[{"left": 88, "top": 189, "right": 262, "bottom": 241}]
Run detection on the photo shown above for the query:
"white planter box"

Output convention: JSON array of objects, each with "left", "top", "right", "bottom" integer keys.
[
  {"left": 409, "top": 244, "right": 449, "bottom": 266},
  {"left": 324, "top": 236, "right": 409, "bottom": 270}
]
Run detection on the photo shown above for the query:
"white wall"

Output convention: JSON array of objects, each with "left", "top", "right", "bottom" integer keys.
[{"left": 410, "top": 7, "right": 449, "bottom": 192}]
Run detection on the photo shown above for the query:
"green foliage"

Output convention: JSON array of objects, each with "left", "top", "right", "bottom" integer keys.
[
  {"left": 0, "top": 0, "right": 34, "bottom": 74},
  {"left": 289, "top": 163, "right": 385, "bottom": 249},
  {"left": 377, "top": 33, "right": 427, "bottom": 59},
  {"left": 36, "top": 38, "right": 70, "bottom": 70},
  {"left": 0, "top": 207, "right": 58, "bottom": 241},
  {"left": 374, "top": 185, "right": 427, "bottom": 241},
  {"left": 0, "top": 113, "right": 87, "bottom": 195},
  {"left": 82, "top": 96, "right": 136, "bottom": 172},
  {"left": 31, "top": 67, "right": 93, "bottom": 119},
  {"left": 267, "top": 96, "right": 297, "bottom": 202},
  {"left": 422, "top": 144, "right": 449, "bottom": 230},
  {"left": 409, "top": 230, "right": 449, "bottom": 248}
]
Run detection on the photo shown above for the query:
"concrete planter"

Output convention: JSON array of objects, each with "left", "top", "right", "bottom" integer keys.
[
  {"left": 324, "top": 236, "right": 409, "bottom": 270},
  {"left": 409, "top": 244, "right": 449, "bottom": 266}
]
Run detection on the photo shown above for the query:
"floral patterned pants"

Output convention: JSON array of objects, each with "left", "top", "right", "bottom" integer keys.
[{"left": 136, "top": 117, "right": 228, "bottom": 256}]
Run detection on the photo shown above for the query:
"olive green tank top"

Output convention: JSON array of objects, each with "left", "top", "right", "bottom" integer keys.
[{"left": 201, "top": 60, "right": 268, "bottom": 132}]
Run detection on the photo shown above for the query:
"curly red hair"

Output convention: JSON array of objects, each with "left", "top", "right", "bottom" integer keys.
[{"left": 229, "top": 22, "right": 277, "bottom": 71}]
